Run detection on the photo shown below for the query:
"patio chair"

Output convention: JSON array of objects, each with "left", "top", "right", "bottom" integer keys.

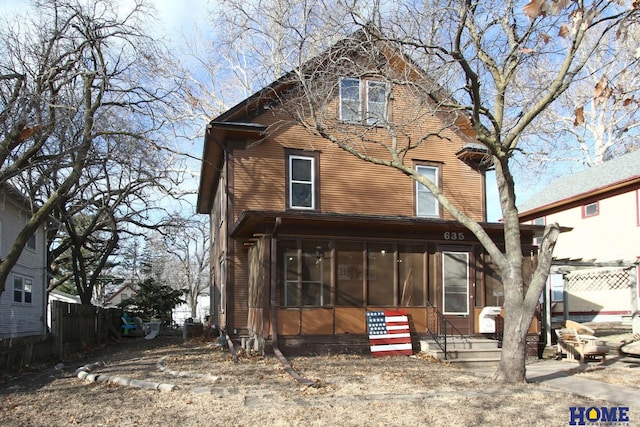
[
  {"left": 121, "top": 314, "right": 138, "bottom": 336},
  {"left": 555, "top": 328, "right": 609, "bottom": 364}
]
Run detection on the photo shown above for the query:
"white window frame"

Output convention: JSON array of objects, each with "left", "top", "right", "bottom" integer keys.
[
  {"left": 288, "top": 155, "right": 315, "bottom": 210},
  {"left": 365, "top": 80, "right": 388, "bottom": 125},
  {"left": 340, "top": 77, "right": 389, "bottom": 124},
  {"left": 416, "top": 165, "right": 439, "bottom": 217},
  {"left": 339, "top": 77, "right": 361, "bottom": 122},
  {"left": 442, "top": 251, "right": 469, "bottom": 315},
  {"left": 13, "top": 274, "right": 33, "bottom": 305}
]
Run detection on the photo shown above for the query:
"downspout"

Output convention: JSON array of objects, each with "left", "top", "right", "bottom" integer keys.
[{"left": 270, "top": 217, "right": 317, "bottom": 387}]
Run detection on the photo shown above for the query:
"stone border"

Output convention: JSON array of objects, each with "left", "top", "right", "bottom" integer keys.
[
  {"left": 74, "top": 361, "right": 178, "bottom": 391},
  {"left": 73, "top": 355, "right": 221, "bottom": 392}
]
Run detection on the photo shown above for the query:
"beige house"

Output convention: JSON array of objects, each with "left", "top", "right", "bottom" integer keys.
[
  {"left": 519, "top": 149, "right": 640, "bottom": 333},
  {"left": 103, "top": 283, "right": 137, "bottom": 308}
]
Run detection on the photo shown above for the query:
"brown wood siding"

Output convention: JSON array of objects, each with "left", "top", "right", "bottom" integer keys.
[
  {"left": 211, "top": 174, "right": 227, "bottom": 328},
  {"left": 335, "top": 307, "right": 366, "bottom": 334},
  {"left": 301, "top": 309, "right": 334, "bottom": 335},
  {"left": 229, "top": 85, "right": 484, "bottom": 224},
  {"left": 232, "top": 241, "right": 249, "bottom": 333}
]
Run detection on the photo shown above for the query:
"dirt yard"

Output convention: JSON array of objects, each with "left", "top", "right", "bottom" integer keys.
[{"left": 1, "top": 330, "right": 638, "bottom": 427}]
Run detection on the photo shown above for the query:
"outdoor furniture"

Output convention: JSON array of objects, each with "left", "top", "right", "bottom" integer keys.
[
  {"left": 143, "top": 320, "right": 161, "bottom": 340},
  {"left": 121, "top": 314, "right": 137, "bottom": 336},
  {"left": 555, "top": 328, "right": 609, "bottom": 364}
]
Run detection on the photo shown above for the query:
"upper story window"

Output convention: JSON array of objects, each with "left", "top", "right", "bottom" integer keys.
[
  {"left": 582, "top": 201, "right": 599, "bottom": 218},
  {"left": 13, "top": 274, "right": 33, "bottom": 304},
  {"left": 286, "top": 150, "right": 319, "bottom": 210},
  {"left": 26, "top": 233, "right": 36, "bottom": 251},
  {"left": 416, "top": 164, "right": 440, "bottom": 217},
  {"left": 339, "top": 77, "right": 389, "bottom": 125}
]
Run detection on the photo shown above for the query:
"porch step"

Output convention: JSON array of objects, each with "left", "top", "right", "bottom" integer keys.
[
  {"left": 420, "top": 337, "right": 500, "bottom": 352},
  {"left": 420, "top": 337, "right": 502, "bottom": 368}
]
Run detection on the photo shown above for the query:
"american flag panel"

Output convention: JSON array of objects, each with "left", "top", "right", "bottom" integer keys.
[{"left": 366, "top": 310, "right": 413, "bottom": 357}]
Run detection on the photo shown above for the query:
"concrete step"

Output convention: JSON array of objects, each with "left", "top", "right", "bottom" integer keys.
[
  {"left": 420, "top": 337, "right": 500, "bottom": 352},
  {"left": 420, "top": 337, "right": 502, "bottom": 368},
  {"left": 426, "top": 347, "right": 502, "bottom": 361},
  {"left": 445, "top": 357, "right": 501, "bottom": 369}
]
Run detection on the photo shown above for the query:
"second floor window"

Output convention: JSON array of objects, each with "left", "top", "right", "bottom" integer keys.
[
  {"left": 288, "top": 152, "right": 318, "bottom": 210},
  {"left": 416, "top": 165, "right": 439, "bottom": 217},
  {"left": 26, "top": 233, "right": 36, "bottom": 251},
  {"left": 339, "top": 77, "right": 389, "bottom": 125},
  {"left": 13, "top": 275, "right": 33, "bottom": 304}
]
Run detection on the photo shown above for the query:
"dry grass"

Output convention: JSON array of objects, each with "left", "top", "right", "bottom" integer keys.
[{"left": 1, "top": 334, "right": 638, "bottom": 427}]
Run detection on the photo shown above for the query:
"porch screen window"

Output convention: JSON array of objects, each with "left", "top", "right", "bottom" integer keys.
[
  {"left": 339, "top": 77, "right": 388, "bottom": 124},
  {"left": 442, "top": 251, "right": 469, "bottom": 315},
  {"left": 13, "top": 275, "right": 33, "bottom": 304},
  {"left": 399, "top": 245, "right": 425, "bottom": 306},
  {"left": 282, "top": 240, "right": 331, "bottom": 307},
  {"left": 336, "top": 242, "right": 364, "bottom": 306},
  {"left": 416, "top": 165, "right": 439, "bottom": 217},
  {"left": 289, "top": 155, "right": 315, "bottom": 209},
  {"left": 367, "top": 243, "right": 394, "bottom": 305}
]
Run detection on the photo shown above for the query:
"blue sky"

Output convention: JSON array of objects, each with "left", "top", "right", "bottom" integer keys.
[{"left": 0, "top": 0, "right": 506, "bottom": 221}]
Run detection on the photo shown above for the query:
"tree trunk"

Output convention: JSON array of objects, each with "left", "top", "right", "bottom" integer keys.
[{"left": 494, "top": 296, "right": 529, "bottom": 383}]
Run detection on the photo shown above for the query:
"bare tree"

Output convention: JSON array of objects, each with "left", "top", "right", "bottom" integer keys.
[
  {"left": 0, "top": 0, "right": 179, "bottom": 295},
  {"left": 156, "top": 216, "right": 211, "bottom": 319},
  {"left": 215, "top": 0, "right": 638, "bottom": 383},
  {"left": 47, "top": 129, "right": 180, "bottom": 304},
  {"left": 520, "top": 22, "right": 640, "bottom": 180}
]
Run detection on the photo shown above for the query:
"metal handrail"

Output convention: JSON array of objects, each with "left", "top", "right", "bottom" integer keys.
[{"left": 425, "top": 301, "right": 470, "bottom": 360}]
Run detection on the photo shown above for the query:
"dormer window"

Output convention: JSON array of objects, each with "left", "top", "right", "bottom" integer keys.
[{"left": 339, "top": 77, "right": 388, "bottom": 125}]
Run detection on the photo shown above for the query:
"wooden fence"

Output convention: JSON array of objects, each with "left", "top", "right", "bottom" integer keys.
[{"left": 50, "top": 301, "right": 122, "bottom": 360}]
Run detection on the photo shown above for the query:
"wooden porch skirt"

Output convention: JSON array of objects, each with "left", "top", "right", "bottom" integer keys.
[{"left": 276, "top": 307, "right": 436, "bottom": 336}]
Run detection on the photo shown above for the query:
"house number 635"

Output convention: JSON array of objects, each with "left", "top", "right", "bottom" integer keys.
[{"left": 444, "top": 232, "right": 464, "bottom": 240}]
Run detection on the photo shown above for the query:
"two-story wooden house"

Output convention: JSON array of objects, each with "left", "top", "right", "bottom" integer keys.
[
  {"left": 0, "top": 183, "right": 48, "bottom": 339},
  {"left": 519, "top": 149, "right": 640, "bottom": 332},
  {"left": 197, "top": 34, "right": 540, "bottom": 353}
]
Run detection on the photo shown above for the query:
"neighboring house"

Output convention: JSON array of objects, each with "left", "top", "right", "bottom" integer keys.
[
  {"left": 197, "top": 31, "right": 541, "bottom": 351},
  {"left": 103, "top": 283, "right": 137, "bottom": 308},
  {"left": 172, "top": 293, "right": 210, "bottom": 326},
  {"left": 47, "top": 289, "right": 81, "bottom": 331},
  {"left": 519, "top": 149, "right": 640, "bottom": 331},
  {"left": 0, "top": 183, "right": 48, "bottom": 339}
]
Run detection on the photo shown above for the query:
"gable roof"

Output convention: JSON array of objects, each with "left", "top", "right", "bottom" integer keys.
[
  {"left": 196, "top": 27, "right": 487, "bottom": 214},
  {"left": 518, "top": 149, "right": 640, "bottom": 221},
  {"left": 104, "top": 283, "right": 137, "bottom": 304}
]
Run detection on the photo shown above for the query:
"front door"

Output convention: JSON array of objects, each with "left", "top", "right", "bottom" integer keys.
[{"left": 439, "top": 248, "right": 473, "bottom": 335}]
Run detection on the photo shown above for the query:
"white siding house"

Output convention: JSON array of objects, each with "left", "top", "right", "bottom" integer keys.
[
  {"left": 519, "top": 150, "right": 640, "bottom": 333},
  {"left": 0, "top": 184, "right": 48, "bottom": 339}
]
